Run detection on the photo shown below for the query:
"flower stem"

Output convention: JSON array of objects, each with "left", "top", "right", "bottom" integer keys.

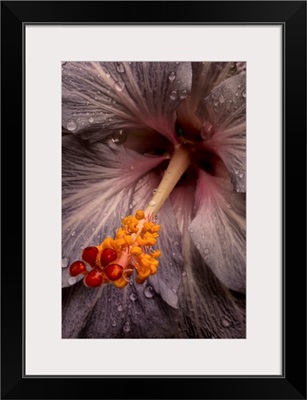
[{"left": 145, "top": 144, "right": 190, "bottom": 216}]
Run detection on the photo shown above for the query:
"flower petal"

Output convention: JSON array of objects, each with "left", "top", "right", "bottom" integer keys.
[
  {"left": 62, "top": 62, "right": 192, "bottom": 143},
  {"left": 197, "top": 72, "right": 246, "bottom": 192},
  {"left": 191, "top": 62, "right": 233, "bottom": 108},
  {"left": 188, "top": 171, "right": 246, "bottom": 293},
  {"left": 63, "top": 279, "right": 179, "bottom": 338},
  {"left": 171, "top": 184, "right": 245, "bottom": 338},
  {"left": 62, "top": 135, "right": 166, "bottom": 288}
]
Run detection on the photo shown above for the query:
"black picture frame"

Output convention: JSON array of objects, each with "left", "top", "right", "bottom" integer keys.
[{"left": 1, "top": 1, "right": 306, "bottom": 399}]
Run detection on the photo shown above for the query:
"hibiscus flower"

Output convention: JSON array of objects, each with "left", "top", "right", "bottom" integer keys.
[{"left": 62, "top": 61, "right": 246, "bottom": 338}]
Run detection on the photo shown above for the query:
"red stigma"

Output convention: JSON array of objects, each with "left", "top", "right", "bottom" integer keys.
[
  {"left": 100, "top": 248, "right": 117, "bottom": 266},
  {"left": 84, "top": 269, "right": 103, "bottom": 287},
  {"left": 82, "top": 246, "right": 99, "bottom": 267},
  {"left": 104, "top": 264, "right": 123, "bottom": 281},
  {"left": 69, "top": 261, "right": 86, "bottom": 277}
]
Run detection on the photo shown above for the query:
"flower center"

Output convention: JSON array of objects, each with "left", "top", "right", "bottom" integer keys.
[{"left": 68, "top": 144, "right": 191, "bottom": 289}]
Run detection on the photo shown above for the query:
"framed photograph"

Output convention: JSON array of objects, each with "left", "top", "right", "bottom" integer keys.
[{"left": 1, "top": 1, "right": 306, "bottom": 399}]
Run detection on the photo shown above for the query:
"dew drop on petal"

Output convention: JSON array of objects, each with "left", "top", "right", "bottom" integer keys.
[
  {"left": 222, "top": 319, "right": 230, "bottom": 328},
  {"left": 129, "top": 204, "right": 133, "bottom": 210},
  {"left": 130, "top": 165, "right": 135, "bottom": 170},
  {"left": 180, "top": 90, "right": 188, "bottom": 99},
  {"left": 115, "top": 81, "right": 125, "bottom": 92},
  {"left": 68, "top": 277, "right": 76, "bottom": 285},
  {"left": 112, "top": 320, "right": 117, "bottom": 327},
  {"left": 201, "top": 121, "right": 215, "bottom": 140},
  {"left": 204, "top": 249, "right": 210, "bottom": 255},
  {"left": 62, "top": 257, "right": 69, "bottom": 269},
  {"left": 201, "top": 234, "right": 205, "bottom": 240},
  {"left": 66, "top": 120, "right": 78, "bottom": 132},
  {"left": 117, "top": 304, "right": 123, "bottom": 312},
  {"left": 144, "top": 285, "right": 154, "bottom": 298},
  {"left": 196, "top": 243, "right": 200, "bottom": 249},
  {"left": 168, "top": 71, "right": 176, "bottom": 81},
  {"left": 129, "top": 292, "right": 137, "bottom": 302},
  {"left": 173, "top": 241, "right": 179, "bottom": 246},
  {"left": 116, "top": 63, "right": 125, "bottom": 73},
  {"left": 123, "top": 321, "right": 130, "bottom": 332},
  {"left": 111, "top": 129, "right": 127, "bottom": 144},
  {"left": 169, "top": 90, "right": 177, "bottom": 100},
  {"left": 149, "top": 200, "right": 156, "bottom": 207},
  {"left": 242, "top": 90, "right": 246, "bottom": 98},
  {"left": 219, "top": 94, "right": 225, "bottom": 103},
  {"left": 88, "top": 117, "right": 94, "bottom": 123},
  {"left": 71, "top": 230, "right": 76, "bottom": 237}
]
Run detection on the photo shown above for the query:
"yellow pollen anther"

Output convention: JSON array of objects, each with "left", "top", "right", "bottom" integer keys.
[{"left": 135, "top": 210, "right": 145, "bottom": 220}]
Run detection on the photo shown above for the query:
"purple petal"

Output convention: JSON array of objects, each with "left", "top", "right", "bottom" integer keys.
[
  {"left": 171, "top": 184, "right": 245, "bottom": 338},
  {"left": 63, "top": 279, "right": 179, "bottom": 338},
  {"left": 62, "top": 62, "right": 192, "bottom": 143},
  {"left": 188, "top": 171, "right": 246, "bottom": 293},
  {"left": 197, "top": 72, "right": 246, "bottom": 192},
  {"left": 191, "top": 62, "right": 233, "bottom": 108},
  {"left": 62, "top": 135, "right": 165, "bottom": 288}
]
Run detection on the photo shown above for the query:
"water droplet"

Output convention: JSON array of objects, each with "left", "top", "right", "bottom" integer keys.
[
  {"left": 112, "top": 320, "right": 117, "bottom": 327},
  {"left": 242, "top": 90, "right": 246, "bottom": 98},
  {"left": 105, "top": 72, "right": 111, "bottom": 78},
  {"left": 111, "top": 129, "right": 127, "bottom": 144},
  {"left": 169, "top": 262, "right": 173, "bottom": 266},
  {"left": 219, "top": 94, "right": 225, "bottom": 103},
  {"left": 204, "top": 249, "right": 210, "bottom": 255},
  {"left": 68, "top": 277, "right": 76, "bottom": 285},
  {"left": 62, "top": 257, "right": 69, "bottom": 268},
  {"left": 129, "top": 204, "right": 133, "bottom": 210},
  {"left": 88, "top": 117, "right": 94, "bottom": 123},
  {"left": 71, "top": 230, "right": 76, "bottom": 237},
  {"left": 116, "top": 63, "right": 125, "bottom": 73},
  {"left": 239, "top": 173, "right": 244, "bottom": 178},
  {"left": 182, "top": 271, "right": 187, "bottom": 277},
  {"left": 115, "top": 81, "right": 125, "bottom": 92},
  {"left": 149, "top": 200, "right": 156, "bottom": 207},
  {"left": 169, "top": 90, "right": 177, "bottom": 100},
  {"left": 117, "top": 304, "right": 123, "bottom": 312},
  {"left": 123, "top": 321, "right": 130, "bottom": 333},
  {"left": 234, "top": 169, "right": 239, "bottom": 175},
  {"left": 235, "top": 91, "right": 239, "bottom": 97},
  {"left": 201, "top": 121, "right": 215, "bottom": 140},
  {"left": 144, "top": 285, "right": 154, "bottom": 298},
  {"left": 129, "top": 292, "right": 137, "bottom": 301},
  {"left": 222, "top": 319, "right": 230, "bottom": 328},
  {"left": 226, "top": 203, "right": 232, "bottom": 209},
  {"left": 196, "top": 243, "right": 200, "bottom": 249},
  {"left": 130, "top": 165, "right": 135, "bottom": 170},
  {"left": 66, "top": 119, "right": 78, "bottom": 132},
  {"left": 168, "top": 71, "right": 176, "bottom": 81},
  {"left": 173, "top": 241, "right": 179, "bottom": 246},
  {"left": 180, "top": 90, "right": 188, "bottom": 99},
  {"left": 201, "top": 234, "right": 205, "bottom": 240}
]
